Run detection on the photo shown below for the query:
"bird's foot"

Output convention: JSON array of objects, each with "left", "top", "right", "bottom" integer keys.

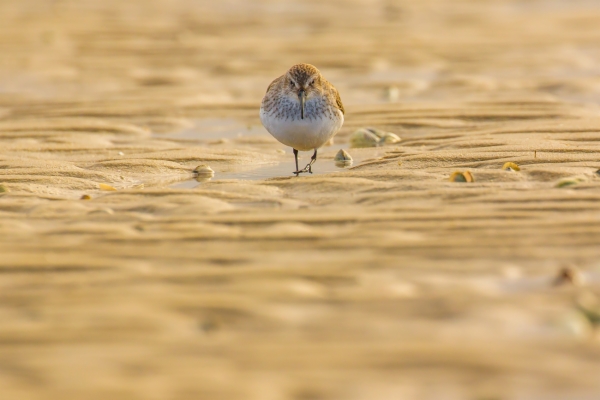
[
  {"left": 292, "top": 164, "right": 313, "bottom": 176},
  {"left": 300, "top": 163, "right": 313, "bottom": 174}
]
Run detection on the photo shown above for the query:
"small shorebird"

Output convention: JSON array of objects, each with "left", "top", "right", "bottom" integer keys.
[{"left": 260, "top": 63, "right": 344, "bottom": 175}]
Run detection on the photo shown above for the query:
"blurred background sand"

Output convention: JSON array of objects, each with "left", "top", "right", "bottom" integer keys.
[{"left": 1, "top": 0, "right": 600, "bottom": 399}]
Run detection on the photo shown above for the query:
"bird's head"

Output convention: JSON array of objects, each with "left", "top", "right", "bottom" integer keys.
[{"left": 284, "top": 63, "right": 322, "bottom": 119}]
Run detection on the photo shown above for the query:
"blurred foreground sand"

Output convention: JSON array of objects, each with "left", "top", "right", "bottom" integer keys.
[{"left": 1, "top": 1, "right": 600, "bottom": 399}]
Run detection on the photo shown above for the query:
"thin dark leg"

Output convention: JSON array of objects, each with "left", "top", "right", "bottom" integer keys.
[
  {"left": 298, "top": 149, "right": 317, "bottom": 174},
  {"left": 293, "top": 148, "right": 300, "bottom": 176}
]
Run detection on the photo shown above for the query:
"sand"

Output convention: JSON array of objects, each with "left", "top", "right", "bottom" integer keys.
[{"left": 1, "top": 0, "right": 600, "bottom": 399}]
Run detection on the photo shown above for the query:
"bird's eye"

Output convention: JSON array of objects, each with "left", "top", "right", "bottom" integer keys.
[{"left": 290, "top": 80, "right": 295, "bottom": 87}]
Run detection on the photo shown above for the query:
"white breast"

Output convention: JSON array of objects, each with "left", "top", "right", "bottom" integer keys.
[{"left": 260, "top": 97, "right": 344, "bottom": 151}]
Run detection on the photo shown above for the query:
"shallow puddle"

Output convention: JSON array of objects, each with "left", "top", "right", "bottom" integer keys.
[
  {"left": 170, "top": 145, "right": 381, "bottom": 188},
  {"left": 166, "top": 118, "right": 266, "bottom": 142},
  {"left": 165, "top": 118, "right": 384, "bottom": 188},
  {"left": 160, "top": 118, "right": 385, "bottom": 189}
]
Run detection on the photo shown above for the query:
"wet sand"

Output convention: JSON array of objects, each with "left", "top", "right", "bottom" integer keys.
[{"left": 1, "top": 1, "right": 600, "bottom": 399}]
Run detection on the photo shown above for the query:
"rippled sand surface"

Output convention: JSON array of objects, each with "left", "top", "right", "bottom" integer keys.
[{"left": 2, "top": 1, "right": 600, "bottom": 399}]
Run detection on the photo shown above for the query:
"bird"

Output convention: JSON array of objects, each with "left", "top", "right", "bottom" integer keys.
[{"left": 260, "top": 63, "right": 345, "bottom": 176}]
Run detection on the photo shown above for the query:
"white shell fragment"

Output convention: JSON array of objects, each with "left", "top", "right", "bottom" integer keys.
[
  {"left": 381, "top": 132, "right": 401, "bottom": 144},
  {"left": 349, "top": 128, "right": 380, "bottom": 148},
  {"left": 365, "top": 127, "right": 387, "bottom": 139},
  {"left": 334, "top": 149, "right": 353, "bottom": 168},
  {"left": 349, "top": 127, "right": 401, "bottom": 148}
]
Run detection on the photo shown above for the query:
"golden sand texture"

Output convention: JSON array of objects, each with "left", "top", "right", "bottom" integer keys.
[{"left": 1, "top": 0, "right": 600, "bottom": 399}]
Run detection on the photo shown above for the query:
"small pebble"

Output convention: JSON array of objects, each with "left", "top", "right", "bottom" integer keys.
[
  {"left": 553, "top": 266, "right": 583, "bottom": 287},
  {"left": 80, "top": 194, "right": 92, "bottom": 200}
]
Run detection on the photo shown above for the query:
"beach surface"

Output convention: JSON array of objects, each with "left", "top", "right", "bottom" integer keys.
[{"left": 1, "top": 1, "right": 600, "bottom": 399}]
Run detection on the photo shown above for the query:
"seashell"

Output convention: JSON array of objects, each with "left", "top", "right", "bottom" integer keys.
[
  {"left": 349, "top": 128, "right": 380, "bottom": 148},
  {"left": 380, "top": 132, "right": 401, "bottom": 144},
  {"left": 334, "top": 149, "right": 352, "bottom": 162},
  {"left": 118, "top": 151, "right": 125, "bottom": 156},
  {"left": 0, "top": 184, "right": 9, "bottom": 193},
  {"left": 194, "top": 164, "right": 214, "bottom": 182},
  {"left": 449, "top": 171, "right": 474, "bottom": 182},
  {"left": 80, "top": 194, "right": 92, "bottom": 200},
  {"left": 502, "top": 162, "right": 520, "bottom": 171},
  {"left": 99, "top": 183, "right": 117, "bottom": 191},
  {"left": 365, "top": 127, "right": 388, "bottom": 139},
  {"left": 556, "top": 177, "right": 585, "bottom": 188},
  {"left": 364, "top": 130, "right": 387, "bottom": 139},
  {"left": 194, "top": 164, "right": 214, "bottom": 176},
  {"left": 334, "top": 149, "right": 353, "bottom": 168}
]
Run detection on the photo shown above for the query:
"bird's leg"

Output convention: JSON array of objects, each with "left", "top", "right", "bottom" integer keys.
[
  {"left": 293, "top": 148, "right": 301, "bottom": 176},
  {"left": 298, "top": 149, "right": 317, "bottom": 174}
]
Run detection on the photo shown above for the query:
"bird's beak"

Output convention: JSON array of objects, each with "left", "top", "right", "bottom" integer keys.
[{"left": 298, "top": 90, "right": 306, "bottom": 119}]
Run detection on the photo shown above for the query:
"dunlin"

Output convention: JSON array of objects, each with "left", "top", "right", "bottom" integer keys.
[{"left": 260, "top": 63, "right": 345, "bottom": 175}]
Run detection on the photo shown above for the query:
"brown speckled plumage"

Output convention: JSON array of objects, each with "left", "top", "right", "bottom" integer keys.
[{"left": 261, "top": 63, "right": 344, "bottom": 120}]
